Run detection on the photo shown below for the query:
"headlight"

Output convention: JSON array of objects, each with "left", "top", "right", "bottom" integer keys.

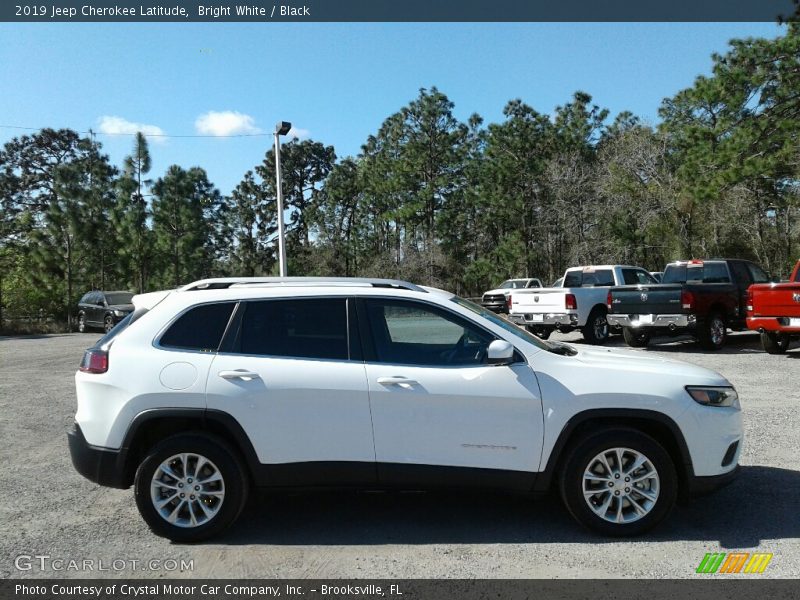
[
  {"left": 686, "top": 386, "right": 739, "bottom": 408},
  {"left": 113, "top": 310, "right": 125, "bottom": 317}
]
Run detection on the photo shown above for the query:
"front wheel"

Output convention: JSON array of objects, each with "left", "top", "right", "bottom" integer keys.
[
  {"left": 559, "top": 430, "right": 677, "bottom": 536},
  {"left": 698, "top": 313, "right": 726, "bottom": 350},
  {"left": 103, "top": 315, "right": 114, "bottom": 333},
  {"left": 761, "top": 331, "right": 790, "bottom": 354},
  {"left": 134, "top": 433, "right": 249, "bottom": 542},
  {"left": 582, "top": 309, "right": 609, "bottom": 345},
  {"left": 77, "top": 313, "right": 87, "bottom": 333},
  {"left": 622, "top": 327, "right": 651, "bottom": 348}
]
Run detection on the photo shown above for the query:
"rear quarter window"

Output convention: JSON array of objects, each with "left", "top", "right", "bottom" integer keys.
[{"left": 159, "top": 302, "right": 236, "bottom": 352}]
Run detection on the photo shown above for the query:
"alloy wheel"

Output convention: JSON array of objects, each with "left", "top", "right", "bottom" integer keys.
[
  {"left": 150, "top": 453, "right": 225, "bottom": 528},
  {"left": 582, "top": 447, "right": 660, "bottom": 524}
]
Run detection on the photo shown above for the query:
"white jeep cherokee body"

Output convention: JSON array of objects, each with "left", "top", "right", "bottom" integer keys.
[{"left": 69, "top": 277, "right": 741, "bottom": 541}]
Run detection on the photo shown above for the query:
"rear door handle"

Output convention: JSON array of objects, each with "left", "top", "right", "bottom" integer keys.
[
  {"left": 377, "top": 376, "right": 418, "bottom": 386},
  {"left": 219, "top": 370, "right": 261, "bottom": 381}
]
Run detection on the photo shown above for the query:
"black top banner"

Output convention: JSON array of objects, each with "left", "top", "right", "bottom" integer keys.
[{"left": 3, "top": 0, "right": 799, "bottom": 22}]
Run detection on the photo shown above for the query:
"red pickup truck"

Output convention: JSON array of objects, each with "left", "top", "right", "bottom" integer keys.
[{"left": 746, "top": 260, "right": 800, "bottom": 354}]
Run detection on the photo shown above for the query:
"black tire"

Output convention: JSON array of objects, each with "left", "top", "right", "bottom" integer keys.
[
  {"left": 103, "top": 315, "right": 114, "bottom": 333},
  {"left": 526, "top": 325, "right": 551, "bottom": 340},
  {"left": 559, "top": 429, "right": 677, "bottom": 536},
  {"left": 582, "top": 308, "right": 610, "bottom": 345},
  {"left": 698, "top": 312, "right": 726, "bottom": 350},
  {"left": 761, "top": 331, "right": 790, "bottom": 354},
  {"left": 134, "top": 433, "right": 249, "bottom": 542},
  {"left": 622, "top": 327, "right": 651, "bottom": 348},
  {"left": 77, "top": 313, "right": 87, "bottom": 333}
]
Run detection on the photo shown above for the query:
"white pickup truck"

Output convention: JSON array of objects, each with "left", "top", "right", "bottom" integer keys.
[{"left": 508, "top": 265, "right": 658, "bottom": 344}]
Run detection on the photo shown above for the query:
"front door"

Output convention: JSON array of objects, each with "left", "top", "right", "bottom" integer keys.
[
  {"left": 206, "top": 297, "right": 376, "bottom": 485},
  {"left": 359, "top": 298, "right": 543, "bottom": 489}
]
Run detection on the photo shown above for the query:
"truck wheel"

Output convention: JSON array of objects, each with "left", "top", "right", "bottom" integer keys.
[
  {"left": 761, "top": 331, "right": 790, "bottom": 354},
  {"left": 582, "top": 308, "right": 609, "bottom": 345},
  {"left": 77, "top": 313, "right": 87, "bottom": 333},
  {"left": 698, "top": 313, "right": 726, "bottom": 350},
  {"left": 526, "top": 325, "right": 551, "bottom": 340},
  {"left": 559, "top": 429, "right": 677, "bottom": 536},
  {"left": 622, "top": 327, "right": 651, "bottom": 348},
  {"left": 134, "top": 433, "right": 249, "bottom": 542}
]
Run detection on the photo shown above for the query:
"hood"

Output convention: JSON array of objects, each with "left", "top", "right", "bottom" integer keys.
[
  {"left": 484, "top": 288, "right": 513, "bottom": 296},
  {"left": 573, "top": 345, "right": 728, "bottom": 385}
]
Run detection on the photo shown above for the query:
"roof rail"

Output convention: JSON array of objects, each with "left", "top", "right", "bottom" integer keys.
[{"left": 180, "top": 277, "right": 428, "bottom": 293}]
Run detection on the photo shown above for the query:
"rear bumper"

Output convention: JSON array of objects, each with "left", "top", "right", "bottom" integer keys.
[
  {"left": 67, "top": 423, "right": 129, "bottom": 489},
  {"left": 607, "top": 313, "right": 696, "bottom": 329},
  {"left": 687, "top": 464, "right": 740, "bottom": 497},
  {"left": 509, "top": 312, "right": 579, "bottom": 327},
  {"left": 747, "top": 316, "right": 800, "bottom": 333}
]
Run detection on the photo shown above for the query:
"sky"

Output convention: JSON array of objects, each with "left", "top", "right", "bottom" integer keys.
[{"left": 0, "top": 22, "right": 785, "bottom": 195}]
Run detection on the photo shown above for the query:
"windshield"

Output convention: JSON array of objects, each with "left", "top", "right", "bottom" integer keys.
[
  {"left": 105, "top": 292, "right": 134, "bottom": 305},
  {"left": 451, "top": 295, "right": 553, "bottom": 351},
  {"left": 498, "top": 279, "right": 528, "bottom": 289}
]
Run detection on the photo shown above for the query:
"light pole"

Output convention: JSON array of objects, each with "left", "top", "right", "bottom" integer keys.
[{"left": 273, "top": 121, "right": 292, "bottom": 277}]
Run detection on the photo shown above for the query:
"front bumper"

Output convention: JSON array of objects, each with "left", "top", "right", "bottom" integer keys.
[
  {"left": 509, "top": 312, "right": 579, "bottom": 327},
  {"left": 67, "top": 423, "right": 129, "bottom": 489},
  {"left": 687, "top": 464, "right": 740, "bottom": 497},
  {"left": 607, "top": 313, "right": 696, "bottom": 329},
  {"left": 481, "top": 301, "right": 507, "bottom": 313}
]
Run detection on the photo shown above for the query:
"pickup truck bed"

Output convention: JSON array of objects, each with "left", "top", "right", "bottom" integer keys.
[{"left": 746, "top": 260, "right": 800, "bottom": 354}]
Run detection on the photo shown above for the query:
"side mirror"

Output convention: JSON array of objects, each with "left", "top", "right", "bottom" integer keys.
[{"left": 487, "top": 340, "right": 514, "bottom": 365}]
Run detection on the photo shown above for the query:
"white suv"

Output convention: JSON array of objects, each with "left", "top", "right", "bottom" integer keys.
[{"left": 68, "top": 277, "right": 742, "bottom": 542}]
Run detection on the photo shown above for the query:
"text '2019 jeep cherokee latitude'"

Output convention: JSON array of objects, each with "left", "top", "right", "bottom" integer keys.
[{"left": 68, "top": 277, "right": 742, "bottom": 542}]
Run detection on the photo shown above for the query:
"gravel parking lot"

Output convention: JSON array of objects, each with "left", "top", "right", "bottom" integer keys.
[{"left": 0, "top": 331, "right": 797, "bottom": 579}]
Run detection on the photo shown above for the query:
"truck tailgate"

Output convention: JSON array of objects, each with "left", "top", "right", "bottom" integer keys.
[
  {"left": 510, "top": 288, "right": 567, "bottom": 313},
  {"left": 750, "top": 283, "right": 800, "bottom": 317},
  {"left": 609, "top": 284, "right": 685, "bottom": 315}
]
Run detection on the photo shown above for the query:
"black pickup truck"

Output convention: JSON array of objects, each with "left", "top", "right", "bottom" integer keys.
[{"left": 606, "top": 258, "right": 772, "bottom": 350}]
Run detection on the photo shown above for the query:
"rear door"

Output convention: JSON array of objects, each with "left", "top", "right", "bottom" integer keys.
[
  {"left": 206, "top": 297, "right": 376, "bottom": 485},
  {"left": 359, "top": 297, "right": 543, "bottom": 488}
]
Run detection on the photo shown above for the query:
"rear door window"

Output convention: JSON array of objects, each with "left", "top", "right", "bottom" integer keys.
[
  {"left": 239, "top": 298, "right": 349, "bottom": 360},
  {"left": 747, "top": 263, "right": 770, "bottom": 284},
  {"left": 159, "top": 302, "right": 236, "bottom": 352},
  {"left": 563, "top": 269, "right": 614, "bottom": 287},
  {"left": 622, "top": 269, "right": 656, "bottom": 285},
  {"left": 701, "top": 262, "right": 731, "bottom": 283}
]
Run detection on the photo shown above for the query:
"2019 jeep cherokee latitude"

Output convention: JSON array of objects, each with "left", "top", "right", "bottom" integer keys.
[{"left": 68, "top": 277, "right": 742, "bottom": 542}]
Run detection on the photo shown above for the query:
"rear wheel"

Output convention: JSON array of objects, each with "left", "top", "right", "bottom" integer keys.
[
  {"left": 559, "top": 429, "right": 677, "bottom": 536},
  {"left": 582, "top": 308, "right": 609, "bottom": 345},
  {"left": 698, "top": 312, "right": 726, "bottom": 350},
  {"left": 622, "top": 327, "right": 651, "bottom": 348},
  {"left": 134, "top": 433, "right": 248, "bottom": 542},
  {"left": 761, "top": 331, "right": 790, "bottom": 354},
  {"left": 77, "top": 313, "right": 87, "bottom": 333}
]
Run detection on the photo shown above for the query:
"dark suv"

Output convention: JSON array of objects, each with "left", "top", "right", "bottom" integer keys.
[{"left": 77, "top": 291, "right": 135, "bottom": 333}]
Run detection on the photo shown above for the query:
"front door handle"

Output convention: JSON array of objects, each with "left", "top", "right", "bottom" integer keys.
[
  {"left": 377, "top": 376, "right": 418, "bottom": 386},
  {"left": 219, "top": 370, "right": 261, "bottom": 381}
]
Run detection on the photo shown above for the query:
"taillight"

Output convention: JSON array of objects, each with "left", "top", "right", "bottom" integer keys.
[
  {"left": 565, "top": 293, "right": 578, "bottom": 310},
  {"left": 746, "top": 289, "right": 753, "bottom": 313},
  {"left": 606, "top": 290, "right": 613, "bottom": 310},
  {"left": 681, "top": 290, "right": 694, "bottom": 311},
  {"left": 507, "top": 294, "right": 513, "bottom": 311},
  {"left": 79, "top": 348, "right": 108, "bottom": 374}
]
